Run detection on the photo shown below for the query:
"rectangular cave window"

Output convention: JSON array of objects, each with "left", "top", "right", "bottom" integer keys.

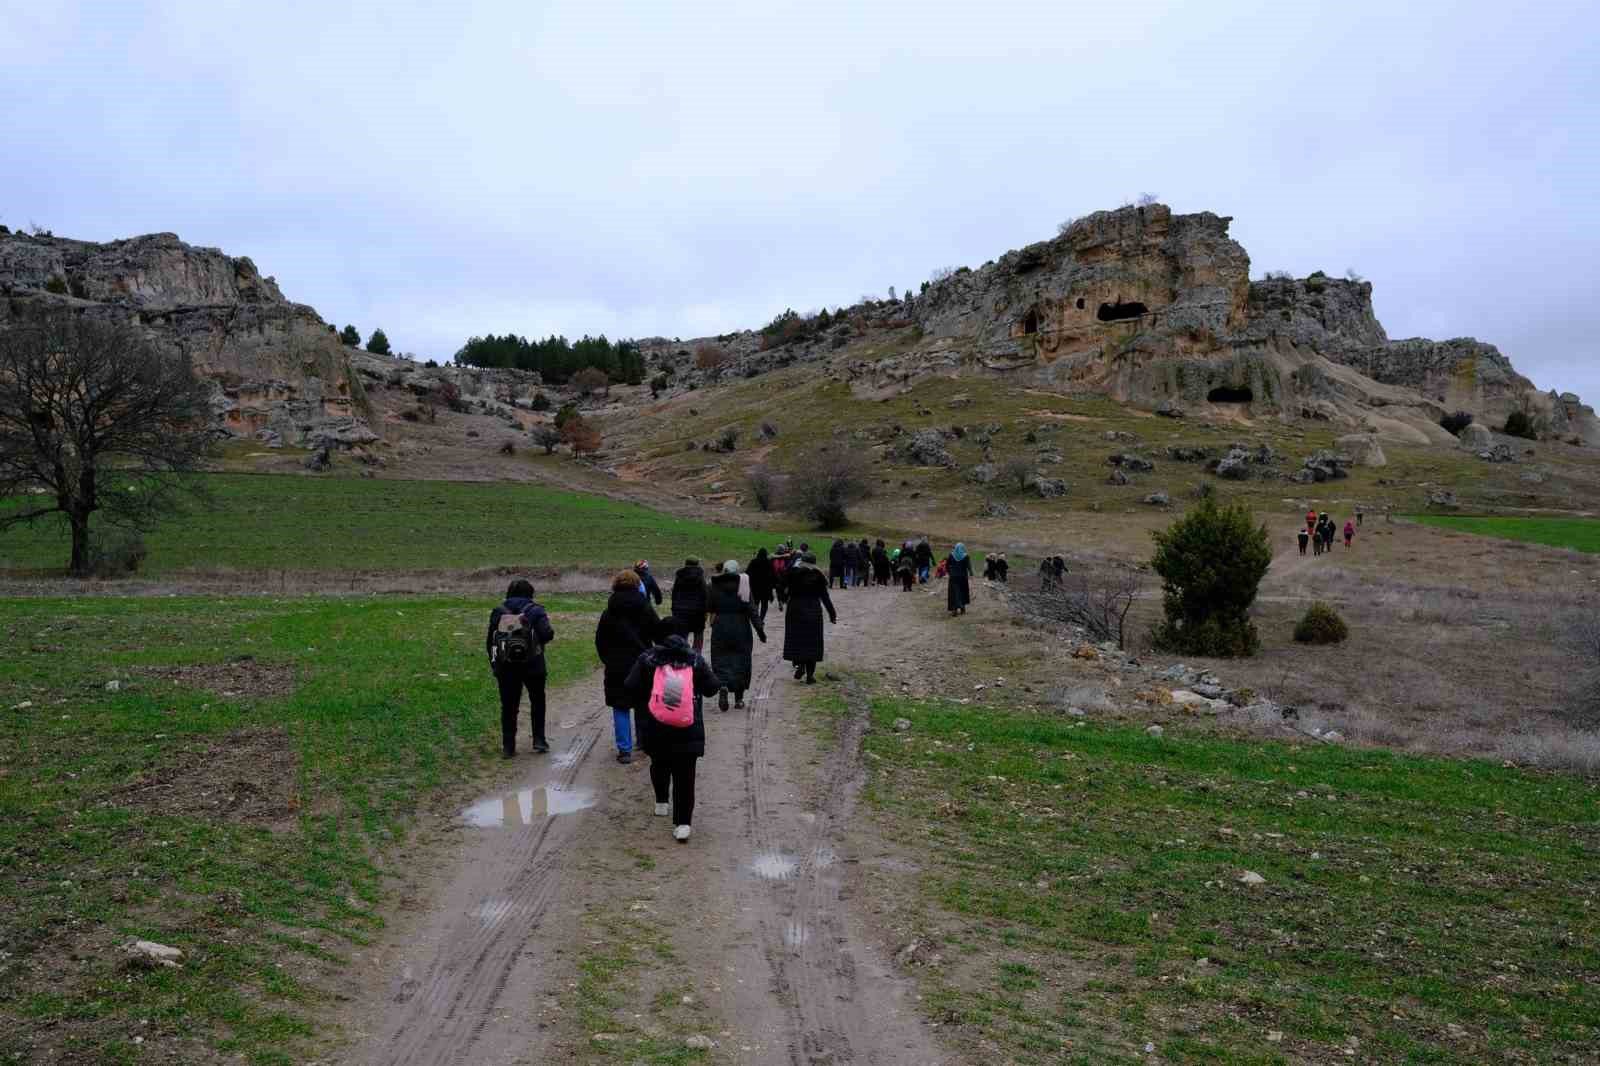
[
  {"left": 1022, "top": 308, "right": 1039, "bottom": 334},
  {"left": 1097, "top": 300, "right": 1147, "bottom": 322},
  {"left": 1207, "top": 385, "right": 1254, "bottom": 403}
]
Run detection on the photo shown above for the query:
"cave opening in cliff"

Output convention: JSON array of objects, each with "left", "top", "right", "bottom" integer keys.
[
  {"left": 1207, "top": 385, "right": 1254, "bottom": 403},
  {"left": 1076, "top": 297, "right": 1086, "bottom": 310},
  {"left": 1097, "top": 300, "right": 1147, "bottom": 322},
  {"left": 1021, "top": 308, "right": 1039, "bottom": 335}
]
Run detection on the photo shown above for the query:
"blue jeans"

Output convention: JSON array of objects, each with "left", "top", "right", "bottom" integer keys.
[
  {"left": 918, "top": 564, "right": 930, "bottom": 583},
  {"left": 612, "top": 707, "right": 633, "bottom": 753}
]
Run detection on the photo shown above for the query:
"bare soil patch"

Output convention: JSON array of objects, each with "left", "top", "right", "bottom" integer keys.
[
  {"left": 104, "top": 728, "right": 302, "bottom": 831},
  {"left": 138, "top": 656, "right": 296, "bottom": 700}
]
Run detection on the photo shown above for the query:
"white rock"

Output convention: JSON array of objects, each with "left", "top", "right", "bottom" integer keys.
[
  {"left": 1322, "top": 730, "right": 1344, "bottom": 742},
  {"left": 1145, "top": 725, "right": 1164, "bottom": 738},
  {"left": 127, "top": 940, "right": 183, "bottom": 967},
  {"left": 892, "top": 718, "right": 912, "bottom": 732},
  {"left": 105, "top": 680, "right": 121, "bottom": 692},
  {"left": 11, "top": 701, "right": 31, "bottom": 710},
  {"left": 1266, "top": 1030, "right": 1284, "bottom": 1043},
  {"left": 1239, "top": 870, "right": 1266, "bottom": 886},
  {"left": 685, "top": 1034, "right": 717, "bottom": 1050}
]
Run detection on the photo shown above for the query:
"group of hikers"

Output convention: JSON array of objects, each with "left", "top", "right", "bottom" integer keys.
[
  {"left": 1298, "top": 506, "right": 1361, "bottom": 556},
  {"left": 483, "top": 535, "right": 985, "bottom": 842}
]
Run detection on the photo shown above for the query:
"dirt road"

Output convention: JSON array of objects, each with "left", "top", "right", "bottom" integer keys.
[{"left": 340, "top": 585, "right": 944, "bottom": 1065}]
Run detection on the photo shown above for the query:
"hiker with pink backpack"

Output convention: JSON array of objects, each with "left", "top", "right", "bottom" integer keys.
[{"left": 625, "top": 626, "right": 722, "bottom": 841}]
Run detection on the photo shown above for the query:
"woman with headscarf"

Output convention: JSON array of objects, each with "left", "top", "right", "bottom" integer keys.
[
  {"left": 747, "top": 547, "right": 776, "bottom": 622},
  {"left": 708, "top": 559, "right": 766, "bottom": 709},
  {"left": 945, "top": 542, "right": 972, "bottom": 617},
  {"left": 782, "top": 552, "right": 837, "bottom": 683}
]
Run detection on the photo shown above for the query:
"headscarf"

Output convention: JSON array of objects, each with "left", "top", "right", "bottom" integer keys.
[
  {"left": 952, "top": 543, "right": 967, "bottom": 562},
  {"left": 723, "top": 559, "right": 740, "bottom": 575}
]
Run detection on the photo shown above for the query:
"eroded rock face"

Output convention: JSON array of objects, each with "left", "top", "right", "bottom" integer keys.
[{"left": 0, "top": 230, "right": 370, "bottom": 447}]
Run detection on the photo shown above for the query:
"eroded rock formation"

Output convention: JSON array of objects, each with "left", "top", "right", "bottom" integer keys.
[{"left": 0, "top": 230, "right": 372, "bottom": 447}]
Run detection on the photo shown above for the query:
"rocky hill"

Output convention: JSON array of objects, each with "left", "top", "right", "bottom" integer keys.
[
  {"left": 643, "top": 203, "right": 1594, "bottom": 447},
  {"left": 0, "top": 229, "right": 378, "bottom": 447}
]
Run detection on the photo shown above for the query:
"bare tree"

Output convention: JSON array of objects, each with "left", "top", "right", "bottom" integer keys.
[
  {"left": 1137, "top": 192, "right": 1160, "bottom": 207},
  {"left": 1002, "top": 456, "right": 1037, "bottom": 492},
  {"left": 572, "top": 366, "right": 610, "bottom": 397},
  {"left": 1012, "top": 567, "right": 1143, "bottom": 650},
  {"left": 1055, "top": 219, "right": 1077, "bottom": 236},
  {"left": 747, "top": 465, "right": 780, "bottom": 512},
  {"left": 560, "top": 415, "right": 602, "bottom": 457},
  {"left": 784, "top": 448, "right": 870, "bottom": 530},
  {"left": 0, "top": 312, "right": 213, "bottom": 574}
]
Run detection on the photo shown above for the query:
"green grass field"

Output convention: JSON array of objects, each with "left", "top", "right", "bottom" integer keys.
[
  {"left": 0, "top": 593, "right": 602, "bottom": 1064},
  {"left": 1412, "top": 514, "right": 1600, "bottom": 553},
  {"left": 857, "top": 695, "right": 1600, "bottom": 1064},
  {"left": 0, "top": 474, "right": 776, "bottom": 575}
]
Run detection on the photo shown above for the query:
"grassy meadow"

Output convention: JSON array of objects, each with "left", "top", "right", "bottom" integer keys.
[
  {"left": 0, "top": 593, "right": 602, "bottom": 1064},
  {"left": 853, "top": 694, "right": 1600, "bottom": 1065},
  {"left": 1411, "top": 514, "right": 1600, "bottom": 553},
  {"left": 0, "top": 474, "right": 777, "bottom": 576}
]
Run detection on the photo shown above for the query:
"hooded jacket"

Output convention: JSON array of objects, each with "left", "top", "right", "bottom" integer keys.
[
  {"left": 486, "top": 596, "right": 557, "bottom": 675},
  {"left": 671, "top": 564, "right": 709, "bottom": 624},
  {"left": 595, "top": 589, "right": 662, "bottom": 707},
  {"left": 625, "top": 635, "right": 720, "bottom": 757}
]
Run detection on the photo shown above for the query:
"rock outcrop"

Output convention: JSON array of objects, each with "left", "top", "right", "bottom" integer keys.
[{"left": 0, "top": 230, "right": 372, "bottom": 447}]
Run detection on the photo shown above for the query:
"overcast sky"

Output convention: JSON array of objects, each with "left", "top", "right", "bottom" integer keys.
[{"left": 4, "top": 1, "right": 1597, "bottom": 396}]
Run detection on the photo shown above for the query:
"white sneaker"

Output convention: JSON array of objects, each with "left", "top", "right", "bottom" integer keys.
[
  {"left": 673, "top": 825, "right": 692, "bottom": 842},
  {"left": 654, "top": 802, "right": 670, "bottom": 817}
]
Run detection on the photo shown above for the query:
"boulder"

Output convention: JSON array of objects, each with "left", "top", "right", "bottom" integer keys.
[
  {"left": 1165, "top": 445, "right": 1212, "bottom": 462},
  {"left": 1214, "top": 450, "right": 1254, "bottom": 480},
  {"left": 1106, "top": 468, "right": 1130, "bottom": 487},
  {"left": 1143, "top": 491, "right": 1171, "bottom": 506},
  {"left": 1478, "top": 443, "right": 1515, "bottom": 463},
  {"left": 901, "top": 428, "right": 956, "bottom": 468},
  {"left": 1301, "top": 449, "right": 1351, "bottom": 481},
  {"left": 1458, "top": 422, "right": 1493, "bottom": 449},
  {"left": 1032, "top": 477, "right": 1069, "bottom": 498},
  {"left": 1426, "top": 489, "right": 1459, "bottom": 509},
  {"left": 1108, "top": 453, "right": 1155, "bottom": 472},
  {"left": 1335, "top": 433, "right": 1387, "bottom": 467},
  {"left": 966, "top": 462, "right": 998, "bottom": 484}
]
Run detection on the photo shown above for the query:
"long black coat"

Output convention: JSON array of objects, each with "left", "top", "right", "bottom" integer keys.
[
  {"left": 708, "top": 572, "right": 765, "bottom": 690},
  {"left": 871, "top": 546, "right": 891, "bottom": 582},
  {"left": 783, "top": 565, "right": 836, "bottom": 663},
  {"left": 594, "top": 590, "right": 661, "bottom": 708},
  {"left": 625, "top": 636, "right": 720, "bottom": 757},
  {"left": 748, "top": 552, "right": 776, "bottom": 604},
  {"left": 946, "top": 555, "right": 972, "bottom": 611},
  {"left": 828, "top": 542, "right": 846, "bottom": 581},
  {"left": 670, "top": 564, "right": 709, "bottom": 630}
]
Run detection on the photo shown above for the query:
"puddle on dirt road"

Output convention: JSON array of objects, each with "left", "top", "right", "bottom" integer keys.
[
  {"left": 751, "top": 852, "right": 798, "bottom": 880},
  {"left": 550, "top": 749, "right": 582, "bottom": 769},
  {"left": 461, "top": 786, "right": 596, "bottom": 828},
  {"left": 782, "top": 920, "right": 810, "bottom": 948}
]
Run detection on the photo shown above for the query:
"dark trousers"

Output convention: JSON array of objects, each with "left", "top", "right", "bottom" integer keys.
[
  {"left": 755, "top": 596, "right": 770, "bottom": 622},
  {"left": 649, "top": 753, "right": 699, "bottom": 825},
  {"left": 496, "top": 669, "right": 547, "bottom": 753}
]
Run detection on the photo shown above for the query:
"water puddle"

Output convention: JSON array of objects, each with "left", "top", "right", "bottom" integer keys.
[
  {"left": 550, "top": 749, "right": 581, "bottom": 769},
  {"left": 782, "top": 920, "right": 811, "bottom": 948},
  {"left": 470, "top": 898, "right": 519, "bottom": 927},
  {"left": 751, "top": 852, "right": 798, "bottom": 880},
  {"left": 461, "top": 786, "right": 596, "bottom": 828}
]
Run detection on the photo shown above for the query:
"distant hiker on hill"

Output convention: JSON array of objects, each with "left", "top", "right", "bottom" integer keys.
[
  {"left": 487, "top": 578, "right": 556, "bottom": 758},
  {"left": 914, "top": 538, "right": 934, "bottom": 584},
  {"left": 595, "top": 569, "right": 663, "bottom": 764},
  {"left": 984, "top": 554, "right": 998, "bottom": 581},
  {"left": 783, "top": 552, "right": 837, "bottom": 684},
  {"left": 634, "top": 560, "right": 664, "bottom": 606},
  {"left": 748, "top": 548, "right": 776, "bottom": 622},
  {"left": 708, "top": 559, "right": 766, "bottom": 710},
  {"left": 1355, "top": 504, "right": 1365, "bottom": 527},
  {"left": 945, "top": 543, "right": 972, "bottom": 617},
  {"left": 626, "top": 625, "right": 721, "bottom": 842},
  {"left": 1297, "top": 527, "right": 1310, "bottom": 556},
  {"left": 1344, "top": 519, "right": 1355, "bottom": 549},
  {"left": 671, "top": 557, "right": 710, "bottom": 652}
]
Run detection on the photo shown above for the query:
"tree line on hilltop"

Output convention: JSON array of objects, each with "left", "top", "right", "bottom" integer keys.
[{"left": 454, "top": 333, "right": 645, "bottom": 386}]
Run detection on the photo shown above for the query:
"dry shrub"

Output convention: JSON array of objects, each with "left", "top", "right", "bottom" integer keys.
[
  {"left": 694, "top": 344, "right": 730, "bottom": 371},
  {"left": 785, "top": 448, "right": 869, "bottom": 530},
  {"left": 1012, "top": 567, "right": 1143, "bottom": 650},
  {"left": 560, "top": 416, "right": 601, "bottom": 457},
  {"left": 748, "top": 466, "right": 780, "bottom": 512}
]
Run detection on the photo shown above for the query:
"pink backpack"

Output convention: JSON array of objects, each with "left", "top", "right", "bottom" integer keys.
[{"left": 647, "top": 662, "right": 696, "bottom": 727}]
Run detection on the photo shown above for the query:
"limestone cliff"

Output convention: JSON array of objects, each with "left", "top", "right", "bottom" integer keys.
[{"left": 0, "top": 230, "right": 373, "bottom": 447}]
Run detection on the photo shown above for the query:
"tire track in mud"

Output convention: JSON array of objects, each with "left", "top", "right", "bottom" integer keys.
[
  {"left": 358, "top": 711, "right": 604, "bottom": 1066},
  {"left": 731, "top": 598, "right": 942, "bottom": 1065}
]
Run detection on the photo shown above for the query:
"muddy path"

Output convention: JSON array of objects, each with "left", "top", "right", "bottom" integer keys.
[{"left": 337, "top": 584, "right": 945, "bottom": 1065}]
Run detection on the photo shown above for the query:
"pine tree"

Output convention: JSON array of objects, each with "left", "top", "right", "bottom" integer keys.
[
  {"left": 366, "top": 328, "right": 391, "bottom": 355},
  {"left": 339, "top": 324, "right": 361, "bottom": 346}
]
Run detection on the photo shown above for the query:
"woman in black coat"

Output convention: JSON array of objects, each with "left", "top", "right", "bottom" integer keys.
[
  {"left": 945, "top": 543, "right": 973, "bottom": 617},
  {"left": 708, "top": 563, "right": 766, "bottom": 710},
  {"left": 747, "top": 548, "right": 776, "bottom": 622},
  {"left": 871, "top": 540, "right": 891, "bottom": 586},
  {"left": 782, "top": 554, "right": 836, "bottom": 683},
  {"left": 594, "top": 570, "right": 662, "bottom": 764},
  {"left": 625, "top": 632, "right": 720, "bottom": 841},
  {"left": 828, "top": 539, "right": 847, "bottom": 589}
]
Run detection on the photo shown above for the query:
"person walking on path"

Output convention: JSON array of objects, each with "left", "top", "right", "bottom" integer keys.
[
  {"left": 1344, "top": 519, "right": 1355, "bottom": 549},
  {"left": 829, "top": 539, "right": 847, "bottom": 590},
  {"left": 783, "top": 552, "right": 837, "bottom": 684},
  {"left": 1305, "top": 509, "right": 1317, "bottom": 536},
  {"left": 1356, "top": 504, "right": 1365, "bottom": 527},
  {"left": 843, "top": 539, "right": 861, "bottom": 588},
  {"left": 633, "top": 560, "right": 664, "bottom": 606},
  {"left": 626, "top": 629, "right": 721, "bottom": 842},
  {"left": 945, "top": 544, "right": 972, "bottom": 616},
  {"left": 894, "top": 547, "right": 915, "bottom": 592},
  {"left": 595, "top": 570, "right": 663, "bottom": 764},
  {"left": 671, "top": 557, "right": 711, "bottom": 652},
  {"left": 856, "top": 538, "right": 873, "bottom": 586},
  {"left": 995, "top": 553, "right": 1009, "bottom": 583},
  {"left": 707, "top": 560, "right": 766, "bottom": 710},
  {"left": 872, "top": 539, "right": 891, "bottom": 586},
  {"left": 1297, "top": 527, "right": 1310, "bottom": 556},
  {"left": 914, "top": 538, "right": 934, "bottom": 584},
  {"left": 487, "top": 578, "right": 557, "bottom": 758},
  {"left": 748, "top": 547, "right": 776, "bottom": 623}
]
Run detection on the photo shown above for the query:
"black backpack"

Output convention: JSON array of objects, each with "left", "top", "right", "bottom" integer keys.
[{"left": 492, "top": 608, "right": 541, "bottom": 667}]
